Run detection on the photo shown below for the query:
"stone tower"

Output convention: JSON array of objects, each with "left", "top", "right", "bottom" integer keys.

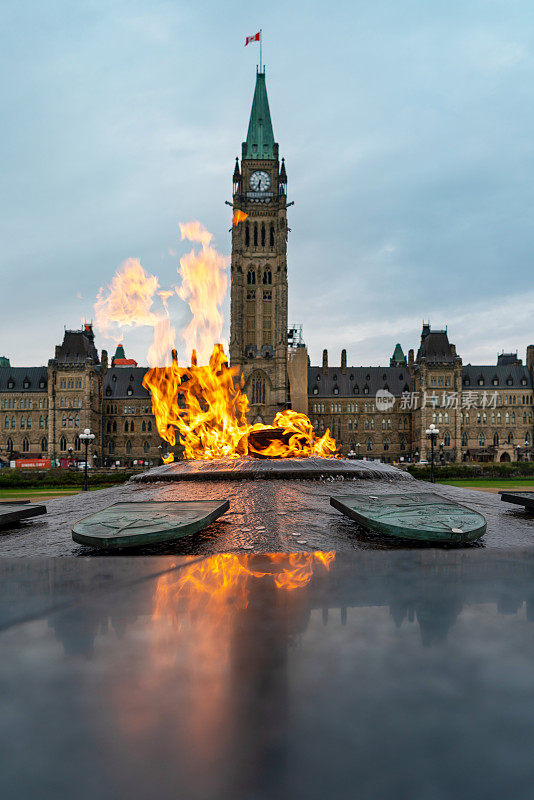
[{"left": 229, "top": 70, "right": 289, "bottom": 424}]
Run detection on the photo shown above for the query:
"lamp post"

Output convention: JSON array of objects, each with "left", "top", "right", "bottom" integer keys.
[
  {"left": 79, "top": 428, "right": 95, "bottom": 492},
  {"left": 425, "top": 423, "right": 440, "bottom": 484},
  {"left": 356, "top": 442, "right": 361, "bottom": 459}
]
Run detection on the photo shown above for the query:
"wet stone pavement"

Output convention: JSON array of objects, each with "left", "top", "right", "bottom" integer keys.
[{"left": 0, "top": 459, "right": 533, "bottom": 555}]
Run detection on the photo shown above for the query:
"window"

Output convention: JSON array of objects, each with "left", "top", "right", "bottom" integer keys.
[
  {"left": 113, "top": 421, "right": 117, "bottom": 432},
  {"left": 270, "top": 223, "right": 275, "bottom": 247},
  {"left": 20, "top": 417, "right": 25, "bottom": 429},
  {"left": 26, "top": 416, "right": 31, "bottom": 429},
  {"left": 444, "top": 432, "right": 450, "bottom": 446},
  {"left": 507, "top": 432, "right": 514, "bottom": 444},
  {"left": 144, "top": 440, "right": 150, "bottom": 452},
  {"left": 107, "top": 421, "right": 111, "bottom": 433},
  {"left": 250, "top": 373, "right": 266, "bottom": 405},
  {"left": 108, "top": 440, "right": 115, "bottom": 454},
  {"left": 22, "top": 437, "right": 29, "bottom": 453},
  {"left": 366, "top": 438, "right": 373, "bottom": 451},
  {"left": 127, "top": 386, "right": 133, "bottom": 396},
  {"left": 383, "top": 438, "right": 389, "bottom": 451},
  {"left": 478, "top": 433, "right": 485, "bottom": 447},
  {"left": 75, "top": 414, "right": 79, "bottom": 427},
  {"left": 147, "top": 420, "right": 152, "bottom": 432},
  {"left": 6, "top": 437, "right": 13, "bottom": 452},
  {"left": 245, "top": 222, "right": 250, "bottom": 247},
  {"left": 263, "top": 290, "right": 272, "bottom": 300},
  {"left": 11, "top": 416, "right": 15, "bottom": 429},
  {"left": 261, "top": 223, "right": 266, "bottom": 246},
  {"left": 142, "top": 420, "right": 146, "bottom": 432},
  {"left": 461, "top": 432, "right": 468, "bottom": 447},
  {"left": 130, "top": 421, "right": 135, "bottom": 432},
  {"left": 3, "top": 416, "right": 8, "bottom": 429},
  {"left": 253, "top": 223, "right": 258, "bottom": 247},
  {"left": 262, "top": 270, "right": 272, "bottom": 285},
  {"left": 126, "top": 440, "right": 132, "bottom": 454},
  {"left": 493, "top": 432, "right": 499, "bottom": 446},
  {"left": 247, "top": 289, "right": 256, "bottom": 300},
  {"left": 41, "top": 437, "right": 47, "bottom": 452},
  {"left": 60, "top": 436, "right": 67, "bottom": 452},
  {"left": 74, "top": 436, "right": 81, "bottom": 452},
  {"left": 62, "top": 415, "right": 66, "bottom": 428},
  {"left": 247, "top": 270, "right": 256, "bottom": 285}
]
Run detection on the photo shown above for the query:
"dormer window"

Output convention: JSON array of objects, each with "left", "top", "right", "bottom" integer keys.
[
  {"left": 23, "top": 379, "right": 30, "bottom": 389},
  {"left": 313, "top": 386, "right": 319, "bottom": 395},
  {"left": 316, "top": 375, "right": 320, "bottom": 382},
  {"left": 492, "top": 378, "right": 499, "bottom": 386},
  {"left": 105, "top": 387, "right": 112, "bottom": 397},
  {"left": 7, "top": 378, "right": 14, "bottom": 389},
  {"left": 363, "top": 385, "right": 369, "bottom": 395},
  {"left": 127, "top": 386, "right": 133, "bottom": 396},
  {"left": 521, "top": 377, "right": 527, "bottom": 386},
  {"left": 507, "top": 378, "right": 513, "bottom": 386},
  {"left": 39, "top": 379, "right": 46, "bottom": 389},
  {"left": 464, "top": 378, "right": 470, "bottom": 386},
  {"left": 333, "top": 386, "right": 339, "bottom": 395}
]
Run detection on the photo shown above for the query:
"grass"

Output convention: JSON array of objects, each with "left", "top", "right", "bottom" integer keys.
[
  {"left": 437, "top": 478, "right": 534, "bottom": 491},
  {"left": 0, "top": 486, "right": 110, "bottom": 502}
]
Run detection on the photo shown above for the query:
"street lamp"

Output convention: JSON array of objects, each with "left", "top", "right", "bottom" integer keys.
[
  {"left": 355, "top": 442, "right": 361, "bottom": 459},
  {"left": 79, "top": 428, "right": 95, "bottom": 492},
  {"left": 425, "top": 423, "right": 440, "bottom": 484}
]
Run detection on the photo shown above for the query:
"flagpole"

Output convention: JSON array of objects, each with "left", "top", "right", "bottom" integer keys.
[{"left": 260, "top": 29, "right": 262, "bottom": 72}]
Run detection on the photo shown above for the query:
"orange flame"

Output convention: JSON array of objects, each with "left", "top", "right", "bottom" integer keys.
[
  {"left": 153, "top": 552, "right": 336, "bottom": 621},
  {"left": 177, "top": 222, "right": 228, "bottom": 366},
  {"left": 94, "top": 257, "right": 176, "bottom": 366},
  {"left": 232, "top": 210, "right": 249, "bottom": 225},
  {"left": 143, "top": 344, "right": 338, "bottom": 459}
]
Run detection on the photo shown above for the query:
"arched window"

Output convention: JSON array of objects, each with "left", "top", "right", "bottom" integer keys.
[
  {"left": 262, "top": 270, "right": 272, "bottom": 285},
  {"left": 511, "top": 411, "right": 515, "bottom": 424},
  {"left": 113, "top": 421, "right": 117, "bottom": 432},
  {"left": 253, "top": 222, "right": 258, "bottom": 247},
  {"left": 6, "top": 437, "right": 13, "bottom": 453},
  {"left": 444, "top": 412, "right": 449, "bottom": 424},
  {"left": 381, "top": 419, "right": 386, "bottom": 430},
  {"left": 461, "top": 432, "right": 468, "bottom": 447},
  {"left": 130, "top": 421, "right": 135, "bottom": 432},
  {"left": 465, "top": 412, "right": 470, "bottom": 424},
  {"left": 400, "top": 438, "right": 406, "bottom": 450},
  {"left": 108, "top": 440, "right": 115, "bottom": 454},
  {"left": 245, "top": 222, "right": 250, "bottom": 247},
  {"left": 432, "top": 412, "right": 437, "bottom": 424},
  {"left": 147, "top": 420, "right": 152, "bottom": 432},
  {"left": 366, "top": 438, "right": 373, "bottom": 451},
  {"left": 142, "top": 420, "right": 146, "bottom": 432},
  {"left": 143, "top": 440, "right": 150, "bottom": 452},
  {"left": 247, "top": 269, "right": 256, "bottom": 285},
  {"left": 478, "top": 432, "right": 485, "bottom": 446},
  {"left": 250, "top": 373, "right": 266, "bottom": 405},
  {"left": 124, "top": 421, "right": 129, "bottom": 432},
  {"left": 74, "top": 436, "right": 81, "bottom": 452},
  {"left": 22, "top": 437, "right": 29, "bottom": 453},
  {"left": 62, "top": 415, "right": 66, "bottom": 428},
  {"left": 497, "top": 412, "right": 501, "bottom": 424},
  {"left": 383, "top": 438, "right": 389, "bottom": 451},
  {"left": 270, "top": 223, "right": 275, "bottom": 247},
  {"left": 27, "top": 416, "right": 31, "bottom": 428},
  {"left": 444, "top": 432, "right": 450, "bottom": 446},
  {"left": 11, "top": 416, "right": 15, "bottom": 429},
  {"left": 60, "top": 436, "right": 67, "bottom": 452},
  {"left": 41, "top": 437, "right": 47, "bottom": 453},
  {"left": 3, "top": 415, "right": 9, "bottom": 429},
  {"left": 126, "top": 440, "right": 132, "bottom": 454},
  {"left": 261, "top": 223, "right": 266, "bottom": 246},
  {"left": 438, "top": 412, "right": 443, "bottom": 424},
  {"left": 39, "top": 416, "right": 44, "bottom": 429},
  {"left": 507, "top": 432, "right": 514, "bottom": 444},
  {"left": 75, "top": 414, "right": 79, "bottom": 427},
  {"left": 505, "top": 412, "right": 510, "bottom": 424},
  {"left": 526, "top": 432, "right": 531, "bottom": 445},
  {"left": 68, "top": 416, "right": 73, "bottom": 428},
  {"left": 493, "top": 432, "right": 499, "bottom": 446},
  {"left": 106, "top": 421, "right": 111, "bottom": 433}
]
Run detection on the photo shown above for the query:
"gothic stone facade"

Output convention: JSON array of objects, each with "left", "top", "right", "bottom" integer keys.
[
  {"left": 229, "top": 70, "right": 289, "bottom": 424},
  {"left": 0, "top": 326, "right": 163, "bottom": 467},
  {"left": 307, "top": 325, "right": 534, "bottom": 463}
]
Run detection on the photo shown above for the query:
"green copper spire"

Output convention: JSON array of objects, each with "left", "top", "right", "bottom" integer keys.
[
  {"left": 245, "top": 71, "right": 275, "bottom": 160},
  {"left": 391, "top": 343, "right": 406, "bottom": 366}
]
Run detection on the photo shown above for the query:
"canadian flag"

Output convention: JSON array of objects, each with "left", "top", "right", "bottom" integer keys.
[{"left": 245, "top": 31, "right": 260, "bottom": 46}]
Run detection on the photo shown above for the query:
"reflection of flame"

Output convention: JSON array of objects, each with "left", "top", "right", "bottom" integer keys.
[
  {"left": 153, "top": 552, "right": 336, "bottom": 620},
  {"left": 143, "top": 345, "right": 338, "bottom": 459}
]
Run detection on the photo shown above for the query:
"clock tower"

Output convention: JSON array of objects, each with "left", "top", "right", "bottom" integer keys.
[{"left": 229, "top": 69, "right": 289, "bottom": 423}]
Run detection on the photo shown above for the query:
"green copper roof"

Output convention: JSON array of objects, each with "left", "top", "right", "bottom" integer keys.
[
  {"left": 392, "top": 343, "right": 405, "bottom": 363},
  {"left": 114, "top": 344, "right": 125, "bottom": 360},
  {"left": 0, "top": 356, "right": 10, "bottom": 367},
  {"left": 246, "top": 71, "right": 275, "bottom": 160}
]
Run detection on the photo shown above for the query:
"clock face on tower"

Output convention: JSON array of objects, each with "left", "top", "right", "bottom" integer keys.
[{"left": 249, "top": 170, "right": 271, "bottom": 191}]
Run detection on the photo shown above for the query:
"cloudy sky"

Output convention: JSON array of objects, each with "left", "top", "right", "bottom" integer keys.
[{"left": 2, "top": 0, "right": 534, "bottom": 369}]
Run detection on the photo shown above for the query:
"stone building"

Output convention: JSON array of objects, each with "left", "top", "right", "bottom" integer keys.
[
  {"left": 229, "top": 69, "right": 289, "bottom": 424},
  {"left": 306, "top": 324, "right": 534, "bottom": 462},
  {"left": 0, "top": 326, "right": 164, "bottom": 467}
]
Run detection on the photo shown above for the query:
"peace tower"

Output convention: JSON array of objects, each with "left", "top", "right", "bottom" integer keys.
[{"left": 229, "top": 70, "right": 289, "bottom": 423}]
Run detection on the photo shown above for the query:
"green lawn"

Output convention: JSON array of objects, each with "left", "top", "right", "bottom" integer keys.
[
  {"left": 438, "top": 479, "right": 534, "bottom": 491},
  {"left": 0, "top": 486, "right": 109, "bottom": 501}
]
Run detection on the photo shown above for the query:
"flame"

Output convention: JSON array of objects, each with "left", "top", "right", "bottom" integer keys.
[
  {"left": 143, "top": 344, "right": 338, "bottom": 459},
  {"left": 177, "top": 222, "right": 228, "bottom": 366},
  {"left": 94, "top": 257, "right": 176, "bottom": 366},
  {"left": 153, "top": 552, "right": 336, "bottom": 621},
  {"left": 232, "top": 210, "right": 249, "bottom": 225}
]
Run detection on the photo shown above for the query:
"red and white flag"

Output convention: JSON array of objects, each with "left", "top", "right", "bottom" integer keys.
[{"left": 245, "top": 31, "right": 260, "bottom": 46}]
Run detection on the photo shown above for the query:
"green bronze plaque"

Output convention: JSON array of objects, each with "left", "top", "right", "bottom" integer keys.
[
  {"left": 500, "top": 492, "right": 534, "bottom": 513},
  {"left": 72, "top": 500, "right": 230, "bottom": 550},
  {"left": 0, "top": 503, "right": 47, "bottom": 528},
  {"left": 330, "top": 493, "right": 486, "bottom": 543}
]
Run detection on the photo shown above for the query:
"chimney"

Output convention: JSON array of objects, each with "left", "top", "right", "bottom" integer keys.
[
  {"left": 450, "top": 344, "right": 456, "bottom": 357},
  {"left": 101, "top": 349, "right": 108, "bottom": 372},
  {"left": 408, "top": 349, "right": 414, "bottom": 367},
  {"left": 341, "top": 349, "right": 347, "bottom": 374},
  {"left": 527, "top": 345, "right": 534, "bottom": 374},
  {"left": 322, "top": 349, "right": 328, "bottom": 375}
]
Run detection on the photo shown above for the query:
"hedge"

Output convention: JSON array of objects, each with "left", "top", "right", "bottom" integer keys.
[
  {"left": 0, "top": 469, "right": 134, "bottom": 488},
  {"left": 407, "top": 462, "right": 534, "bottom": 481}
]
